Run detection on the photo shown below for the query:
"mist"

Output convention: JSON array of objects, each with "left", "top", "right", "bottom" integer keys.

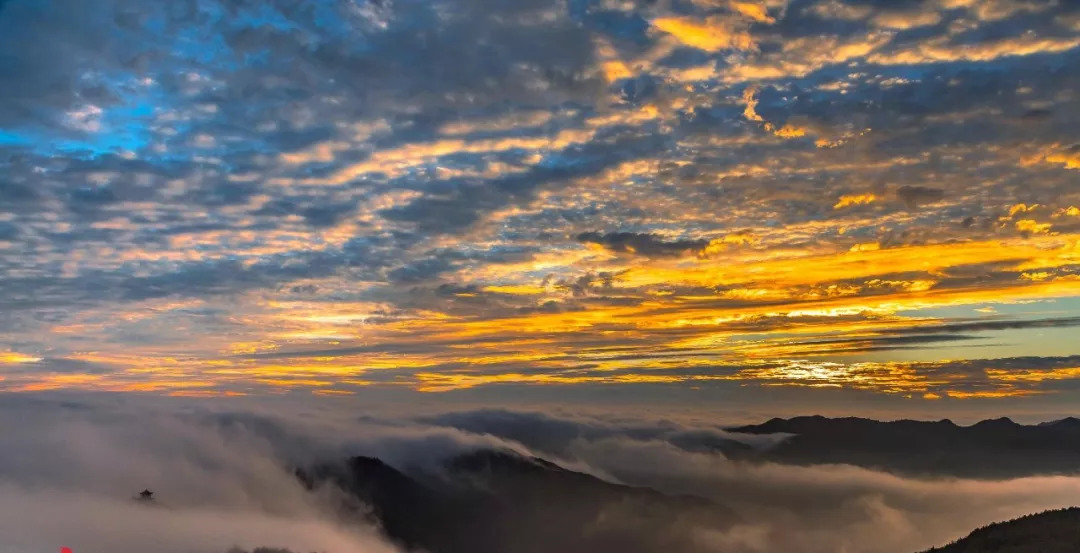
[
  {"left": 2, "top": 395, "right": 1079, "bottom": 553},
  {"left": 424, "top": 409, "right": 1080, "bottom": 553},
  {"left": 0, "top": 395, "right": 405, "bottom": 553},
  {"left": 559, "top": 435, "right": 1080, "bottom": 553}
]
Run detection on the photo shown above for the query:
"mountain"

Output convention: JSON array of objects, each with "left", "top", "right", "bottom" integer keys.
[
  {"left": 298, "top": 448, "right": 736, "bottom": 553},
  {"left": 920, "top": 508, "right": 1080, "bottom": 553},
  {"left": 726, "top": 416, "right": 1080, "bottom": 477}
]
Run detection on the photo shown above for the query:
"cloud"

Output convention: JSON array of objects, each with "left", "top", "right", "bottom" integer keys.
[
  {"left": 576, "top": 231, "right": 708, "bottom": 257},
  {"left": 8, "top": 394, "right": 1080, "bottom": 553},
  {"left": 1025, "top": 143, "right": 1080, "bottom": 170},
  {"left": 652, "top": 16, "right": 756, "bottom": 52},
  {"left": 869, "top": 35, "right": 1080, "bottom": 66},
  {"left": 886, "top": 316, "right": 1080, "bottom": 335},
  {"left": 421, "top": 408, "right": 787, "bottom": 458},
  {"left": 575, "top": 437, "right": 1080, "bottom": 553},
  {"left": 424, "top": 408, "right": 1080, "bottom": 553},
  {"left": 0, "top": 397, "right": 409, "bottom": 553},
  {"left": 1, "top": 0, "right": 1080, "bottom": 409},
  {"left": 871, "top": 9, "right": 942, "bottom": 30},
  {"left": 896, "top": 185, "right": 946, "bottom": 208},
  {"left": 834, "top": 193, "right": 878, "bottom": 209},
  {"left": 0, "top": 489, "right": 395, "bottom": 553},
  {"left": 0, "top": 395, "right": 565, "bottom": 553}
]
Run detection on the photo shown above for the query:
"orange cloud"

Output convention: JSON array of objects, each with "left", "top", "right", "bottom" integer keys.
[
  {"left": 729, "top": 1, "right": 775, "bottom": 24},
  {"left": 0, "top": 352, "right": 42, "bottom": 364},
  {"left": 652, "top": 16, "right": 756, "bottom": 52},
  {"left": 834, "top": 194, "right": 878, "bottom": 209}
]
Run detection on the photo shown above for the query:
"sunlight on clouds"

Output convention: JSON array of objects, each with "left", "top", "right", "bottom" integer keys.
[
  {"left": 619, "top": 235, "right": 1080, "bottom": 291},
  {"left": 0, "top": 352, "right": 42, "bottom": 364},
  {"left": 483, "top": 284, "right": 549, "bottom": 295},
  {"left": 869, "top": 35, "right": 1080, "bottom": 65},
  {"left": 1024, "top": 145, "right": 1080, "bottom": 170},
  {"left": 834, "top": 194, "right": 878, "bottom": 209},
  {"left": 1015, "top": 219, "right": 1053, "bottom": 234},
  {"left": 4, "top": 0, "right": 1080, "bottom": 407},
  {"left": 989, "top": 367, "right": 1080, "bottom": 383},
  {"left": 964, "top": 0, "right": 1060, "bottom": 22},
  {"left": 729, "top": 1, "right": 775, "bottom": 24},
  {"left": 602, "top": 60, "right": 634, "bottom": 82},
  {"left": 652, "top": 16, "right": 756, "bottom": 52},
  {"left": 724, "top": 32, "right": 892, "bottom": 83},
  {"left": 871, "top": 10, "right": 942, "bottom": 30},
  {"left": 742, "top": 86, "right": 766, "bottom": 122}
]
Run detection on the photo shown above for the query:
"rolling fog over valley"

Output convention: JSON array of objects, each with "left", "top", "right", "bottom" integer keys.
[{"left": 5, "top": 395, "right": 1080, "bottom": 553}]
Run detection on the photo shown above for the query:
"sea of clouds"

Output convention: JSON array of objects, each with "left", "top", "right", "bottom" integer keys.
[{"left": 2, "top": 394, "right": 1079, "bottom": 553}]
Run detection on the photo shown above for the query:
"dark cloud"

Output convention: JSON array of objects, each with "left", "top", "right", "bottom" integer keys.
[
  {"left": 887, "top": 316, "right": 1080, "bottom": 335},
  {"left": 29, "top": 357, "right": 120, "bottom": 375},
  {"left": 896, "top": 185, "right": 946, "bottom": 209},
  {"left": 768, "top": 317, "right": 1080, "bottom": 355},
  {"left": 576, "top": 231, "right": 707, "bottom": 257},
  {"left": 547, "top": 270, "right": 617, "bottom": 297},
  {"left": 382, "top": 133, "right": 670, "bottom": 234}
]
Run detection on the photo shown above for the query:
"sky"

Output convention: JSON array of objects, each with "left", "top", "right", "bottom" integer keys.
[{"left": 1, "top": 0, "right": 1079, "bottom": 418}]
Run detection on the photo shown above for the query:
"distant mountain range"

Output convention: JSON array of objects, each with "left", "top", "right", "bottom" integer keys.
[
  {"left": 293, "top": 415, "right": 1080, "bottom": 553},
  {"left": 727, "top": 415, "right": 1080, "bottom": 478},
  {"left": 298, "top": 449, "right": 736, "bottom": 553},
  {"left": 920, "top": 508, "right": 1080, "bottom": 553}
]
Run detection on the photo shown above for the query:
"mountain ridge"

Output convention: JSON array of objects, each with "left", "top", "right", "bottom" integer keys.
[
  {"left": 724, "top": 415, "right": 1080, "bottom": 478},
  {"left": 298, "top": 447, "right": 736, "bottom": 553},
  {"left": 724, "top": 414, "right": 1080, "bottom": 434},
  {"left": 920, "top": 507, "right": 1080, "bottom": 553}
]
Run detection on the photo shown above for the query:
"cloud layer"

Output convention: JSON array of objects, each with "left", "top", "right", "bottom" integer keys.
[
  {"left": 0, "top": 0, "right": 1079, "bottom": 410},
  {"left": 4, "top": 396, "right": 1080, "bottom": 553},
  {"left": 0, "top": 394, "right": 409, "bottom": 553},
  {"left": 421, "top": 407, "right": 1080, "bottom": 553}
]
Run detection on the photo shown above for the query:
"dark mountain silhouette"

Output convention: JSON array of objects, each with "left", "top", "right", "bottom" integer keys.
[
  {"left": 298, "top": 448, "right": 736, "bottom": 553},
  {"left": 919, "top": 508, "right": 1080, "bottom": 553},
  {"left": 726, "top": 416, "right": 1080, "bottom": 477}
]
